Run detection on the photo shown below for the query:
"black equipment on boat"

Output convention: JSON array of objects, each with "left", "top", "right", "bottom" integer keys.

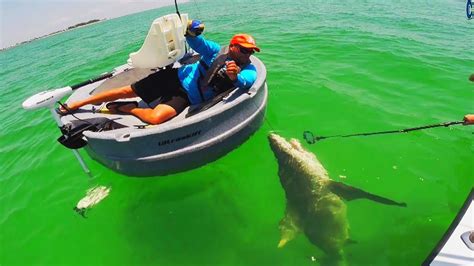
[{"left": 58, "top": 118, "right": 126, "bottom": 149}]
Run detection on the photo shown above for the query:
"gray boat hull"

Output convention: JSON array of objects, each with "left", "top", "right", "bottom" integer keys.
[
  {"left": 86, "top": 85, "right": 267, "bottom": 176},
  {"left": 62, "top": 56, "right": 268, "bottom": 176}
]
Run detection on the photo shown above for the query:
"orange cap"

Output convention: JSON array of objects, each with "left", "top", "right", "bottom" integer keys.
[{"left": 230, "top": 33, "right": 260, "bottom": 52}]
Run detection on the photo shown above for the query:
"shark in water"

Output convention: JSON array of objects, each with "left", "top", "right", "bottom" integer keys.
[{"left": 268, "top": 133, "right": 406, "bottom": 263}]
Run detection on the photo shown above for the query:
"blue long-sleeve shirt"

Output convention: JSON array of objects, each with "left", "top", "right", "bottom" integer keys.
[{"left": 177, "top": 35, "right": 257, "bottom": 105}]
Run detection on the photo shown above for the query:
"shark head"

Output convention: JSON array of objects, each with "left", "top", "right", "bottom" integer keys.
[
  {"left": 268, "top": 133, "right": 305, "bottom": 162},
  {"left": 268, "top": 133, "right": 329, "bottom": 180}
]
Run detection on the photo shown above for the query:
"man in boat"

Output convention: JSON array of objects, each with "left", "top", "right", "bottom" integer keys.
[{"left": 56, "top": 20, "right": 260, "bottom": 125}]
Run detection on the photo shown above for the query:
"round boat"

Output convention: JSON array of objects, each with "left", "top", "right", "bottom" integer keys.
[{"left": 59, "top": 56, "right": 267, "bottom": 176}]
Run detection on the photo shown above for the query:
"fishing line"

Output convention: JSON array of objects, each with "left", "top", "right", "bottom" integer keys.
[
  {"left": 262, "top": 110, "right": 277, "bottom": 132},
  {"left": 246, "top": 90, "right": 277, "bottom": 132}
]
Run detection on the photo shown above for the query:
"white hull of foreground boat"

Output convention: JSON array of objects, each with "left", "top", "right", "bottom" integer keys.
[{"left": 423, "top": 189, "right": 474, "bottom": 265}]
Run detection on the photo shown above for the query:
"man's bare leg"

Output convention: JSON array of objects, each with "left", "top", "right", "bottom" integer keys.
[
  {"left": 62, "top": 85, "right": 137, "bottom": 111},
  {"left": 117, "top": 103, "right": 178, "bottom": 125}
]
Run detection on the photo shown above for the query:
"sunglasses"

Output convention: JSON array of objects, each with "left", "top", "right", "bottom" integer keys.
[{"left": 237, "top": 46, "right": 255, "bottom": 55}]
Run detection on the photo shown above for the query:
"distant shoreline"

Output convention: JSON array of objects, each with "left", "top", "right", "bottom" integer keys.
[{"left": 0, "top": 19, "right": 106, "bottom": 51}]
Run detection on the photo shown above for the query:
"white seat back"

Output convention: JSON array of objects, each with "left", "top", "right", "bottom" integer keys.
[{"left": 128, "top": 13, "right": 188, "bottom": 68}]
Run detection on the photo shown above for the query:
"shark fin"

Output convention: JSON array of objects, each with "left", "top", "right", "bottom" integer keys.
[
  {"left": 328, "top": 180, "right": 407, "bottom": 207},
  {"left": 278, "top": 238, "right": 289, "bottom": 248},
  {"left": 278, "top": 206, "right": 301, "bottom": 248}
]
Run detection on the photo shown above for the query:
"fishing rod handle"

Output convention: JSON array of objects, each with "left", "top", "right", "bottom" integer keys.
[{"left": 71, "top": 72, "right": 113, "bottom": 90}]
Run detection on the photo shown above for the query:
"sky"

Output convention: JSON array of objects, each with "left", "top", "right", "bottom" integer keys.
[{"left": 0, "top": 0, "right": 187, "bottom": 48}]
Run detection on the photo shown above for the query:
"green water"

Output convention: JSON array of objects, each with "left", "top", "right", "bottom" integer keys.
[{"left": 1, "top": 0, "right": 473, "bottom": 265}]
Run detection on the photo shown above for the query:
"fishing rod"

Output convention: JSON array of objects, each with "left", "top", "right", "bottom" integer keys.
[
  {"left": 173, "top": 0, "right": 192, "bottom": 54},
  {"left": 174, "top": 0, "right": 181, "bottom": 18},
  {"left": 303, "top": 116, "right": 474, "bottom": 144}
]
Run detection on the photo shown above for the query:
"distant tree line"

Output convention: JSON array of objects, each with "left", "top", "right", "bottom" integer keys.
[
  {"left": 2, "top": 19, "right": 104, "bottom": 51},
  {"left": 67, "top": 19, "right": 102, "bottom": 30}
]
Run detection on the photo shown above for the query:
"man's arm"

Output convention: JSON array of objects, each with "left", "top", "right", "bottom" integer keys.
[
  {"left": 186, "top": 35, "right": 221, "bottom": 65},
  {"left": 185, "top": 20, "right": 219, "bottom": 65},
  {"left": 226, "top": 61, "right": 257, "bottom": 90}
]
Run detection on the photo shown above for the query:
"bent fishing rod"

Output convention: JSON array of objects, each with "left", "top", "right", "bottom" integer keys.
[
  {"left": 174, "top": 0, "right": 181, "bottom": 18},
  {"left": 304, "top": 116, "right": 473, "bottom": 144}
]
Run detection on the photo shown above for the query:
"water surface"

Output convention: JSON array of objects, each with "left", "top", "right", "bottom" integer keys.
[{"left": 1, "top": 0, "right": 473, "bottom": 265}]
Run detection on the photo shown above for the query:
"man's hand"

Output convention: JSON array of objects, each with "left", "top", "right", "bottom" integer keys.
[
  {"left": 226, "top": 61, "right": 241, "bottom": 81},
  {"left": 186, "top": 20, "right": 205, "bottom": 37},
  {"left": 463, "top": 114, "right": 474, "bottom": 125}
]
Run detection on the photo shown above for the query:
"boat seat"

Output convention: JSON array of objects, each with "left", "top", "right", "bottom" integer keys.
[{"left": 128, "top": 14, "right": 188, "bottom": 69}]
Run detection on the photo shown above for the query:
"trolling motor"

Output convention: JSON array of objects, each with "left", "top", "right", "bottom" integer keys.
[
  {"left": 22, "top": 73, "right": 113, "bottom": 110},
  {"left": 58, "top": 120, "right": 100, "bottom": 149},
  {"left": 22, "top": 72, "right": 114, "bottom": 174},
  {"left": 58, "top": 117, "right": 126, "bottom": 149}
]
